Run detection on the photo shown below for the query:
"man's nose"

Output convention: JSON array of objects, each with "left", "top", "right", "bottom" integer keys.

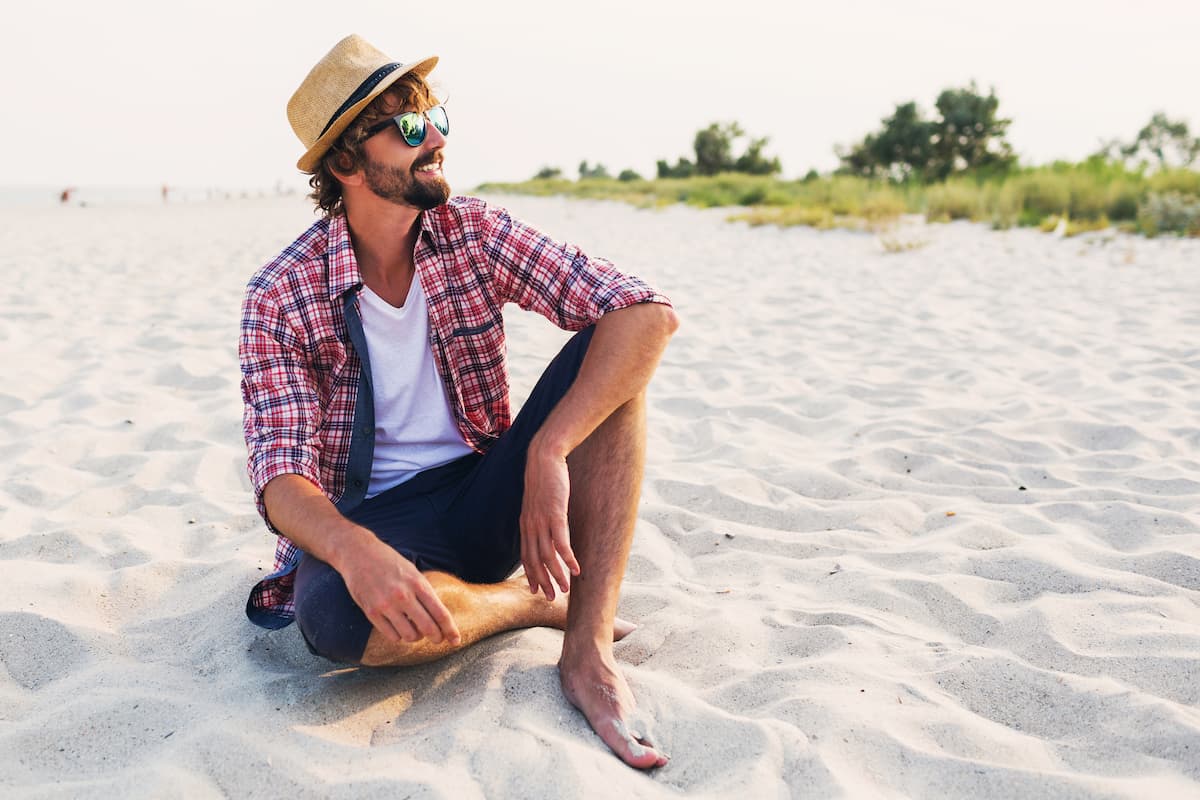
[{"left": 424, "top": 118, "right": 447, "bottom": 148}]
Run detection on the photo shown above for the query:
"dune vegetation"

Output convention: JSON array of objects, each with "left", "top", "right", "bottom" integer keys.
[{"left": 478, "top": 91, "right": 1200, "bottom": 238}]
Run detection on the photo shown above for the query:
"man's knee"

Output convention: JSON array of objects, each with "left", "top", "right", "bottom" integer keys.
[{"left": 293, "top": 570, "right": 372, "bottom": 665}]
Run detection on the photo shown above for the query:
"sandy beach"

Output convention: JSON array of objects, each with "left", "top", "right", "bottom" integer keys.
[{"left": 1, "top": 193, "right": 1198, "bottom": 798}]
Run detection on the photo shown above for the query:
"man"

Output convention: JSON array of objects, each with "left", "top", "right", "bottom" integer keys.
[{"left": 240, "top": 35, "right": 678, "bottom": 770}]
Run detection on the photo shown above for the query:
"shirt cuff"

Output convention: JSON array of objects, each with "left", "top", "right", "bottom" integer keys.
[{"left": 250, "top": 449, "right": 323, "bottom": 535}]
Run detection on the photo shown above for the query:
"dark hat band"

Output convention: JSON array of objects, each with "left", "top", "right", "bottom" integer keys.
[{"left": 320, "top": 62, "right": 403, "bottom": 136}]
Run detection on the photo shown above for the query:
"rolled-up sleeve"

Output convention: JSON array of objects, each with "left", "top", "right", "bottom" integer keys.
[
  {"left": 480, "top": 203, "right": 671, "bottom": 329},
  {"left": 239, "top": 281, "right": 323, "bottom": 533}
]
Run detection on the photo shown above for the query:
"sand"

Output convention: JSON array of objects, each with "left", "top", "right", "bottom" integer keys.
[{"left": 1, "top": 193, "right": 1198, "bottom": 798}]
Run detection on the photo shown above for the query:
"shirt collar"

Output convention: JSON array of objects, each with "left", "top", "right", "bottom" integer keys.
[
  {"left": 326, "top": 212, "right": 360, "bottom": 300},
  {"left": 326, "top": 209, "right": 440, "bottom": 301}
]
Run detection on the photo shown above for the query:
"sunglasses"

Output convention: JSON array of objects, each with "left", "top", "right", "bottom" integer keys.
[{"left": 365, "top": 105, "right": 450, "bottom": 146}]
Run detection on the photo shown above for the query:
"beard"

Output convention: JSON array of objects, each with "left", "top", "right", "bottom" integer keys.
[{"left": 363, "top": 151, "right": 451, "bottom": 210}]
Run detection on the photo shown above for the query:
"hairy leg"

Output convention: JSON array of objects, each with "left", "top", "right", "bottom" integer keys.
[
  {"left": 558, "top": 393, "right": 668, "bottom": 769},
  {"left": 360, "top": 571, "right": 635, "bottom": 667}
]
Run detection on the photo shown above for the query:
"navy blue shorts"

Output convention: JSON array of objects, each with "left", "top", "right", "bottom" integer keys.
[{"left": 293, "top": 326, "right": 594, "bottom": 663}]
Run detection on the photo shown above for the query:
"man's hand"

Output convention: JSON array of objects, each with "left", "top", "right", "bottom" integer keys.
[
  {"left": 340, "top": 535, "right": 461, "bottom": 646},
  {"left": 520, "top": 449, "right": 581, "bottom": 599}
]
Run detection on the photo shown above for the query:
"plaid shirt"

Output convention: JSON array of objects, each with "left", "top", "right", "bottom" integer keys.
[{"left": 241, "top": 195, "right": 671, "bottom": 627}]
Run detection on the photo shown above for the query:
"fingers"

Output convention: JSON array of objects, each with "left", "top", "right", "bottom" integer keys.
[
  {"left": 402, "top": 599, "right": 444, "bottom": 644},
  {"left": 545, "top": 520, "right": 573, "bottom": 596},
  {"left": 520, "top": 453, "right": 575, "bottom": 599},
  {"left": 382, "top": 580, "right": 460, "bottom": 646},
  {"left": 520, "top": 521, "right": 580, "bottom": 599},
  {"left": 520, "top": 518, "right": 539, "bottom": 595},
  {"left": 521, "top": 512, "right": 559, "bottom": 600},
  {"left": 414, "top": 581, "right": 461, "bottom": 645},
  {"left": 366, "top": 607, "right": 419, "bottom": 645},
  {"left": 531, "top": 529, "right": 556, "bottom": 601},
  {"left": 552, "top": 521, "right": 581, "bottom": 578},
  {"left": 358, "top": 578, "right": 460, "bottom": 647}
]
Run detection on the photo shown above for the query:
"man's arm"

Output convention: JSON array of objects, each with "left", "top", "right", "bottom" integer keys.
[
  {"left": 519, "top": 302, "right": 679, "bottom": 599},
  {"left": 241, "top": 280, "right": 459, "bottom": 647},
  {"left": 262, "top": 475, "right": 461, "bottom": 646}
]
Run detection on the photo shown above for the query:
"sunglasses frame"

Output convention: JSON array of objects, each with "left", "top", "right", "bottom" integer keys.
[{"left": 365, "top": 104, "right": 450, "bottom": 146}]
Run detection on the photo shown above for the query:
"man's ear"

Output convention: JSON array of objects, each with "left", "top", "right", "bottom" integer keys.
[{"left": 330, "top": 152, "right": 365, "bottom": 187}]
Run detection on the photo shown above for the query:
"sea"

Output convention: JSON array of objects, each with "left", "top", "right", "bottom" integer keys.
[{"left": 0, "top": 185, "right": 303, "bottom": 208}]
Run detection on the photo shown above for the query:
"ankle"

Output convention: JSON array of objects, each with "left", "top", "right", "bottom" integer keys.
[{"left": 561, "top": 631, "right": 614, "bottom": 664}]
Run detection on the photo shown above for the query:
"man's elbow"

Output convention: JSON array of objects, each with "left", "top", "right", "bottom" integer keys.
[
  {"left": 649, "top": 302, "right": 680, "bottom": 339},
  {"left": 664, "top": 303, "right": 681, "bottom": 333},
  {"left": 603, "top": 301, "right": 679, "bottom": 340}
]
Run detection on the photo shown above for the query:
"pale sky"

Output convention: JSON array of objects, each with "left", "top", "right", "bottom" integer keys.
[{"left": 3, "top": 0, "right": 1198, "bottom": 193}]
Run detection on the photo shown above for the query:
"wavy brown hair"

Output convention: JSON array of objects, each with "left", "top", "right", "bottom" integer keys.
[{"left": 308, "top": 72, "right": 439, "bottom": 217}]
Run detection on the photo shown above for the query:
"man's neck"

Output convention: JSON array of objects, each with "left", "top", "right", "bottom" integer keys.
[{"left": 343, "top": 198, "right": 422, "bottom": 305}]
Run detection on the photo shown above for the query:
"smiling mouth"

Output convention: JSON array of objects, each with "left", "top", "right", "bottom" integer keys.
[{"left": 415, "top": 161, "right": 442, "bottom": 175}]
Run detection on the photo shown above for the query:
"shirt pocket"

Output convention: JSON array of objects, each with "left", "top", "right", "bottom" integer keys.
[{"left": 311, "top": 336, "right": 353, "bottom": 419}]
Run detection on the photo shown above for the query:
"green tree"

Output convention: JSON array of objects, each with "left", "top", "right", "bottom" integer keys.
[
  {"left": 1106, "top": 112, "right": 1200, "bottom": 169},
  {"left": 617, "top": 168, "right": 643, "bottom": 182},
  {"left": 929, "top": 83, "right": 1015, "bottom": 180},
  {"left": 659, "top": 122, "right": 782, "bottom": 177},
  {"left": 838, "top": 84, "right": 1015, "bottom": 182},
  {"left": 694, "top": 122, "right": 742, "bottom": 174},
  {"left": 657, "top": 158, "right": 695, "bottom": 178},
  {"left": 578, "top": 160, "right": 610, "bottom": 180},
  {"left": 837, "top": 101, "right": 935, "bottom": 181},
  {"left": 533, "top": 166, "right": 562, "bottom": 180},
  {"left": 734, "top": 136, "right": 783, "bottom": 175}
]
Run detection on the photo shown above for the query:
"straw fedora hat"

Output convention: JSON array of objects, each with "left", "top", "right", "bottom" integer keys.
[{"left": 288, "top": 34, "right": 438, "bottom": 173}]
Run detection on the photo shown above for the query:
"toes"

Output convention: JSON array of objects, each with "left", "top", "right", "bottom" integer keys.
[
  {"left": 632, "top": 733, "right": 669, "bottom": 767},
  {"left": 612, "top": 719, "right": 668, "bottom": 769},
  {"left": 613, "top": 618, "right": 639, "bottom": 641}
]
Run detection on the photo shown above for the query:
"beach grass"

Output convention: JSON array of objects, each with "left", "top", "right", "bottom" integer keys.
[{"left": 478, "top": 164, "right": 1200, "bottom": 237}]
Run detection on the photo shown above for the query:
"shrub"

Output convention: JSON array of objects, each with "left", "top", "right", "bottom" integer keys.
[
  {"left": 733, "top": 205, "right": 835, "bottom": 229},
  {"left": 860, "top": 189, "right": 907, "bottom": 223},
  {"left": 825, "top": 177, "right": 867, "bottom": 215},
  {"left": 987, "top": 181, "right": 1024, "bottom": 228},
  {"left": 1106, "top": 180, "right": 1142, "bottom": 220},
  {"left": 1066, "top": 172, "right": 1116, "bottom": 220},
  {"left": 925, "top": 180, "right": 984, "bottom": 221},
  {"left": 1148, "top": 169, "right": 1200, "bottom": 197},
  {"left": 736, "top": 182, "right": 770, "bottom": 205},
  {"left": 1137, "top": 192, "right": 1200, "bottom": 236},
  {"left": 1017, "top": 208, "right": 1044, "bottom": 227},
  {"left": 578, "top": 160, "right": 610, "bottom": 180},
  {"left": 1065, "top": 215, "right": 1110, "bottom": 236},
  {"left": 1016, "top": 172, "right": 1072, "bottom": 218},
  {"left": 1038, "top": 215, "right": 1064, "bottom": 233}
]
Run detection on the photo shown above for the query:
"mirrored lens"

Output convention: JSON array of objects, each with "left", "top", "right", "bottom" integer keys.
[
  {"left": 397, "top": 112, "right": 426, "bottom": 145},
  {"left": 428, "top": 105, "right": 450, "bottom": 136}
]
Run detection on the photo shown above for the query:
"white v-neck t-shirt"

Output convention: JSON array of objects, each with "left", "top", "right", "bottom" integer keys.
[{"left": 357, "top": 272, "right": 473, "bottom": 498}]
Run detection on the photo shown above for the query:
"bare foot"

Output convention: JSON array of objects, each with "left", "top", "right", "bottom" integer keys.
[{"left": 559, "top": 645, "right": 668, "bottom": 769}]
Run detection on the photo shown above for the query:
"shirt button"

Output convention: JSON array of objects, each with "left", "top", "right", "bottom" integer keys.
[
  {"left": 352, "top": 478, "right": 364, "bottom": 488},
  {"left": 360, "top": 425, "right": 371, "bottom": 435}
]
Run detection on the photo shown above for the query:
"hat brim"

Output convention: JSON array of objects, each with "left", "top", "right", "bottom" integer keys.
[{"left": 296, "top": 55, "right": 439, "bottom": 173}]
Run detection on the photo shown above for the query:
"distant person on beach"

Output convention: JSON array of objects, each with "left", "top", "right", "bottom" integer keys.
[{"left": 239, "top": 35, "right": 677, "bottom": 769}]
